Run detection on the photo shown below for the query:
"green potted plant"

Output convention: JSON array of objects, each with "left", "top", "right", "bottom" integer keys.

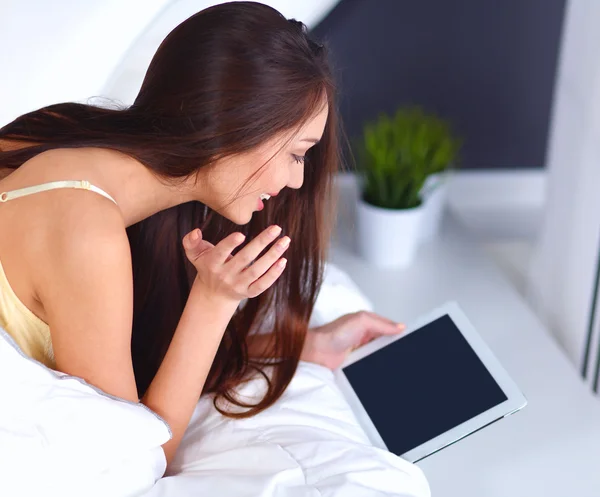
[{"left": 356, "top": 107, "right": 460, "bottom": 267}]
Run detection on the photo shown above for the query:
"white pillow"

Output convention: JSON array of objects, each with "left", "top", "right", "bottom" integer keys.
[{"left": 0, "top": 328, "right": 171, "bottom": 497}]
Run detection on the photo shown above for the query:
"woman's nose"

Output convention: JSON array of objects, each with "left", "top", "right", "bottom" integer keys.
[{"left": 286, "top": 164, "right": 304, "bottom": 190}]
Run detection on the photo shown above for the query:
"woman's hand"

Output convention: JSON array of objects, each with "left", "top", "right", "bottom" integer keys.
[
  {"left": 301, "top": 311, "right": 406, "bottom": 370},
  {"left": 182, "top": 225, "right": 290, "bottom": 305}
]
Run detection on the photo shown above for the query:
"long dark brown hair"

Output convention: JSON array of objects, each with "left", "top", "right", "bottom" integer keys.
[{"left": 0, "top": 2, "right": 339, "bottom": 417}]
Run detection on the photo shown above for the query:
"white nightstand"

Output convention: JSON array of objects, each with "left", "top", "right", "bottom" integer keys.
[{"left": 329, "top": 175, "right": 600, "bottom": 497}]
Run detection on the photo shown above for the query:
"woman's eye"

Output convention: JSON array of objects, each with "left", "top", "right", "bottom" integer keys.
[{"left": 292, "top": 154, "right": 305, "bottom": 164}]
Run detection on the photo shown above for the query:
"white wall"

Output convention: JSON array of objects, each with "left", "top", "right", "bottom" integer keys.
[
  {"left": 0, "top": 0, "right": 341, "bottom": 125},
  {"left": 0, "top": 0, "right": 169, "bottom": 126},
  {"left": 527, "top": 0, "right": 600, "bottom": 380}
]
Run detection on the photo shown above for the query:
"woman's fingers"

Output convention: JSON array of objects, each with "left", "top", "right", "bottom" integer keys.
[
  {"left": 345, "top": 311, "right": 404, "bottom": 351},
  {"left": 211, "top": 232, "right": 247, "bottom": 264},
  {"left": 359, "top": 311, "right": 405, "bottom": 335},
  {"left": 228, "top": 225, "right": 282, "bottom": 271},
  {"left": 247, "top": 258, "right": 287, "bottom": 297},
  {"left": 240, "top": 236, "right": 290, "bottom": 284},
  {"left": 183, "top": 229, "right": 214, "bottom": 261},
  {"left": 182, "top": 226, "right": 289, "bottom": 301},
  {"left": 183, "top": 228, "right": 202, "bottom": 246}
]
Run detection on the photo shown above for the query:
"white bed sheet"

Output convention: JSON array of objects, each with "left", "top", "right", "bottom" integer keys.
[{"left": 146, "top": 361, "right": 430, "bottom": 497}]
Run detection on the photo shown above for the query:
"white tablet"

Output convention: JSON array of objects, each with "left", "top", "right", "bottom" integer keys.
[{"left": 334, "top": 301, "right": 527, "bottom": 463}]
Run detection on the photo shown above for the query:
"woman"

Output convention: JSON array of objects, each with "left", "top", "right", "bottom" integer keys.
[{"left": 0, "top": 1, "right": 402, "bottom": 466}]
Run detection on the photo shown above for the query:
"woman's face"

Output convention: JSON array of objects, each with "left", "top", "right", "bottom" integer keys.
[{"left": 197, "top": 103, "right": 329, "bottom": 225}]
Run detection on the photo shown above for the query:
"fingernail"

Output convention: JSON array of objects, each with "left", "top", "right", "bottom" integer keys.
[
  {"left": 269, "top": 225, "right": 282, "bottom": 236},
  {"left": 191, "top": 230, "right": 200, "bottom": 241},
  {"left": 234, "top": 233, "right": 245, "bottom": 243},
  {"left": 278, "top": 258, "right": 287, "bottom": 268},
  {"left": 397, "top": 323, "right": 406, "bottom": 329},
  {"left": 278, "top": 236, "right": 291, "bottom": 248}
]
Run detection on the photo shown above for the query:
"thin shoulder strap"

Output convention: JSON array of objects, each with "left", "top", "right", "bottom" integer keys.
[{"left": 0, "top": 180, "right": 117, "bottom": 205}]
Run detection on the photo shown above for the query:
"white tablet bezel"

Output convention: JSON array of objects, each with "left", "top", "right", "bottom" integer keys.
[{"left": 333, "top": 301, "right": 527, "bottom": 463}]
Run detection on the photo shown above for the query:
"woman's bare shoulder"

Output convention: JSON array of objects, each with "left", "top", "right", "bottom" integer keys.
[
  {"left": 0, "top": 146, "right": 132, "bottom": 325},
  {"left": 3, "top": 148, "right": 123, "bottom": 231},
  {"left": 2, "top": 148, "right": 127, "bottom": 280}
]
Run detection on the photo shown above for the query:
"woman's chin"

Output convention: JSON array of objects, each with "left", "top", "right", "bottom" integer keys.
[
  {"left": 213, "top": 199, "right": 260, "bottom": 225},
  {"left": 222, "top": 208, "right": 254, "bottom": 226}
]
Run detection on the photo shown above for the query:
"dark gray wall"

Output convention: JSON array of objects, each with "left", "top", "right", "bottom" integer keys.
[{"left": 312, "top": 0, "right": 566, "bottom": 169}]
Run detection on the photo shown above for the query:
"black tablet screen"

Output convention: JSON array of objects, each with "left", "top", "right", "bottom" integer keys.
[{"left": 342, "top": 314, "right": 508, "bottom": 456}]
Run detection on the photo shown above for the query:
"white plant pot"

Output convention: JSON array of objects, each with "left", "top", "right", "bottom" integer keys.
[
  {"left": 419, "top": 172, "right": 449, "bottom": 240},
  {"left": 356, "top": 198, "right": 425, "bottom": 268}
]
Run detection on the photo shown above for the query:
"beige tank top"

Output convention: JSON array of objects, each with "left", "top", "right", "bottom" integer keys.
[{"left": 0, "top": 180, "right": 117, "bottom": 368}]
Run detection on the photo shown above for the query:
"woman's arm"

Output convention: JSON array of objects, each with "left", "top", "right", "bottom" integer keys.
[
  {"left": 141, "top": 284, "right": 238, "bottom": 462},
  {"left": 147, "top": 226, "right": 288, "bottom": 463},
  {"left": 36, "top": 212, "right": 235, "bottom": 465},
  {"left": 38, "top": 210, "right": 140, "bottom": 402},
  {"left": 37, "top": 204, "right": 288, "bottom": 466}
]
